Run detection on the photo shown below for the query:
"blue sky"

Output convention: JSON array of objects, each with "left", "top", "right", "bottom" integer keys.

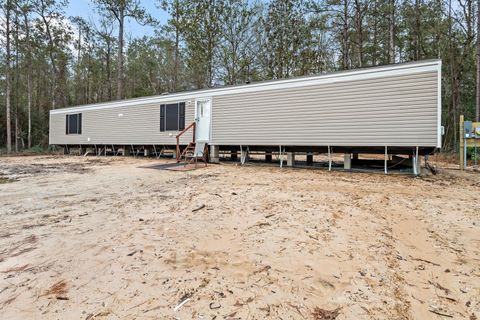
[{"left": 65, "top": 0, "right": 169, "bottom": 37}]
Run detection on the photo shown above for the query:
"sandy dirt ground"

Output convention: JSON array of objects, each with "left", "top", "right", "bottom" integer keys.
[{"left": 0, "top": 155, "right": 478, "bottom": 320}]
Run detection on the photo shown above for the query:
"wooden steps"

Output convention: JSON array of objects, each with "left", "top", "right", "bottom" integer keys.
[{"left": 175, "top": 122, "right": 208, "bottom": 167}]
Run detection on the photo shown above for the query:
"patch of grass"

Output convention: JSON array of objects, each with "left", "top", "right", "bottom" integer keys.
[
  {"left": 30, "top": 145, "right": 48, "bottom": 153},
  {"left": 0, "top": 144, "right": 61, "bottom": 157}
]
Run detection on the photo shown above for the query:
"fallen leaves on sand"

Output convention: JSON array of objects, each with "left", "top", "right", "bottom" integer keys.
[
  {"left": 312, "top": 307, "right": 341, "bottom": 320},
  {"left": 41, "top": 280, "right": 68, "bottom": 298}
]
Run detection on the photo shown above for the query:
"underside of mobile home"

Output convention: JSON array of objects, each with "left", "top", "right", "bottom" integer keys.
[{"left": 49, "top": 59, "right": 442, "bottom": 173}]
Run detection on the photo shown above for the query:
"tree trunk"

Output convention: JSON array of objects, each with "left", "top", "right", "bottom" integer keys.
[
  {"left": 15, "top": 114, "right": 19, "bottom": 153},
  {"left": 207, "top": 0, "right": 215, "bottom": 87},
  {"left": 27, "top": 73, "right": 32, "bottom": 149},
  {"left": 389, "top": 0, "right": 396, "bottom": 64},
  {"left": 476, "top": 0, "right": 480, "bottom": 121},
  {"left": 342, "top": 0, "right": 349, "bottom": 70},
  {"left": 76, "top": 25, "right": 82, "bottom": 105},
  {"left": 40, "top": 5, "right": 58, "bottom": 110},
  {"left": 116, "top": 9, "right": 125, "bottom": 100},
  {"left": 86, "top": 29, "right": 92, "bottom": 103},
  {"left": 23, "top": 10, "right": 33, "bottom": 149},
  {"left": 414, "top": 0, "right": 422, "bottom": 60},
  {"left": 354, "top": 0, "right": 364, "bottom": 67},
  {"left": 5, "top": 0, "right": 12, "bottom": 153},
  {"left": 373, "top": 0, "right": 378, "bottom": 65},
  {"left": 173, "top": 0, "right": 180, "bottom": 91},
  {"left": 174, "top": 23, "right": 179, "bottom": 90},
  {"left": 107, "top": 41, "right": 112, "bottom": 100},
  {"left": 448, "top": 0, "right": 458, "bottom": 152},
  {"left": 14, "top": 10, "right": 19, "bottom": 153}
]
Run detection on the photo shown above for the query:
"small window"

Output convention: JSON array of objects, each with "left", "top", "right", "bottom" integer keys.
[
  {"left": 160, "top": 102, "right": 185, "bottom": 132},
  {"left": 66, "top": 113, "right": 82, "bottom": 135}
]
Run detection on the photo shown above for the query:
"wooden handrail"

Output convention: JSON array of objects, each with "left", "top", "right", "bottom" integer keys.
[
  {"left": 176, "top": 122, "right": 196, "bottom": 162},
  {"left": 176, "top": 121, "right": 196, "bottom": 140}
]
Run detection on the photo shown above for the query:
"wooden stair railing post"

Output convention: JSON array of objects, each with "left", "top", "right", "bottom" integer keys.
[
  {"left": 192, "top": 123, "right": 196, "bottom": 144},
  {"left": 176, "top": 136, "right": 180, "bottom": 162}
]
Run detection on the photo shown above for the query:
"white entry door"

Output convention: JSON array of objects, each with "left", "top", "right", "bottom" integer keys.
[{"left": 195, "top": 98, "right": 212, "bottom": 142}]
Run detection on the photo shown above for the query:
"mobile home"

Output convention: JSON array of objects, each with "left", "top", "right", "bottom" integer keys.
[{"left": 49, "top": 59, "right": 441, "bottom": 171}]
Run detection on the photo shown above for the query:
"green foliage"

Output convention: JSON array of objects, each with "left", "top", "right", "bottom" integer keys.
[
  {"left": 93, "top": 0, "right": 154, "bottom": 25},
  {"left": 29, "top": 144, "right": 47, "bottom": 153},
  {"left": 467, "top": 146, "right": 480, "bottom": 161}
]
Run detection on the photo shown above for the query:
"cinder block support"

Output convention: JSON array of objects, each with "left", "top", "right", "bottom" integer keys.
[
  {"left": 265, "top": 151, "right": 272, "bottom": 162},
  {"left": 79, "top": 146, "right": 84, "bottom": 156},
  {"left": 210, "top": 145, "right": 220, "bottom": 163},
  {"left": 306, "top": 152, "right": 313, "bottom": 164},
  {"left": 121, "top": 146, "right": 128, "bottom": 156},
  {"left": 144, "top": 148, "right": 150, "bottom": 157},
  {"left": 63, "top": 146, "right": 70, "bottom": 155},
  {"left": 344, "top": 153, "right": 352, "bottom": 170},
  {"left": 287, "top": 152, "right": 295, "bottom": 167},
  {"left": 231, "top": 150, "right": 238, "bottom": 161}
]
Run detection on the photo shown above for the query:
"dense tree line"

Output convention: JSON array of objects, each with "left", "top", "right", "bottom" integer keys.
[{"left": 0, "top": 0, "right": 479, "bottom": 152}]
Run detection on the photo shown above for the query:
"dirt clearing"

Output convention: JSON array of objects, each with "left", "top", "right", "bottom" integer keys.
[{"left": 0, "top": 155, "right": 478, "bottom": 319}]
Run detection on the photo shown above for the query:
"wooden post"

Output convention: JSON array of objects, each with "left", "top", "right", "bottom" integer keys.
[
  {"left": 460, "top": 115, "right": 464, "bottom": 170},
  {"left": 176, "top": 136, "right": 180, "bottom": 162},
  {"left": 192, "top": 122, "right": 196, "bottom": 143}
]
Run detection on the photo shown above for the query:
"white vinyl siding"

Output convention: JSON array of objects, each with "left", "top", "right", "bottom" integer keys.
[
  {"left": 49, "top": 101, "right": 194, "bottom": 145},
  {"left": 211, "top": 71, "right": 439, "bottom": 147}
]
